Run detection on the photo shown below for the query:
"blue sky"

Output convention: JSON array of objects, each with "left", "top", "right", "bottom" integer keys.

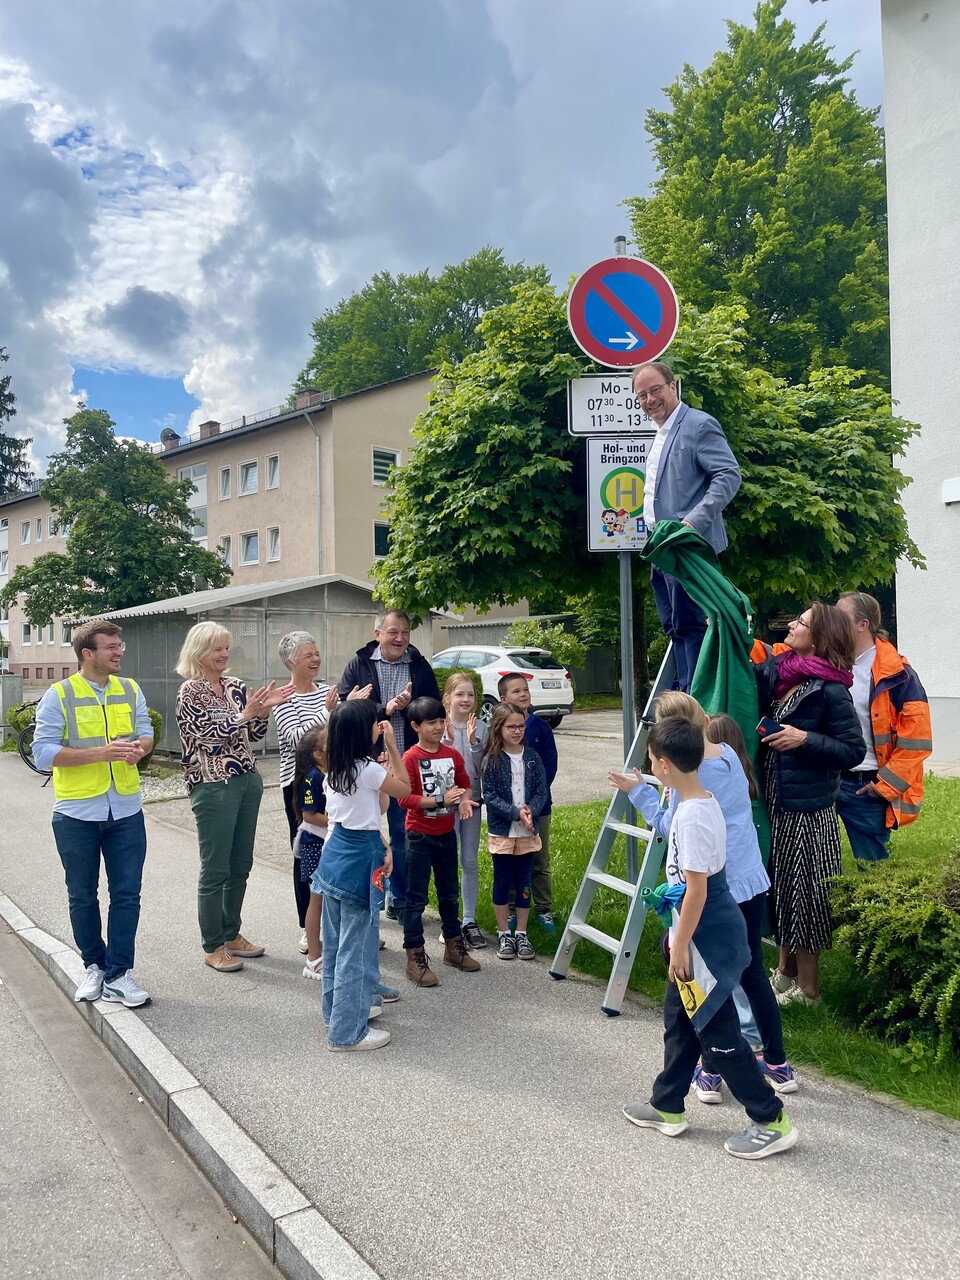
[{"left": 0, "top": 0, "right": 884, "bottom": 462}]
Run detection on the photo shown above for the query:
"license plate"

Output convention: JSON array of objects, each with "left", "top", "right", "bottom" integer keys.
[{"left": 541, "top": 679, "right": 561, "bottom": 689}]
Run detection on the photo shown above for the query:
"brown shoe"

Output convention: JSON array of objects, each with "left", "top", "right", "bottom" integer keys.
[
  {"left": 405, "top": 946, "right": 439, "bottom": 987},
  {"left": 204, "top": 946, "right": 243, "bottom": 973},
  {"left": 443, "top": 934, "right": 481, "bottom": 972},
  {"left": 225, "top": 935, "right": 265, "bottom": 958}
]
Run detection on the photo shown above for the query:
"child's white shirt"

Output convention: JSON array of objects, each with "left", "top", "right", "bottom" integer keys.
[
  {"left": 323, "top": 759, "right": 387, "bottom": 831},
  {"left": 665, "top": 795, "right": 726, "bottom": 887},
  {"left": 506, "top": 748, "right": 527, "bottom": 838}
]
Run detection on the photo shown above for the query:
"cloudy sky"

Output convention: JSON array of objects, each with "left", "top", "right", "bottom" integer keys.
[{"left": 0, "top": 0, "right": 883, "bottom": 466}]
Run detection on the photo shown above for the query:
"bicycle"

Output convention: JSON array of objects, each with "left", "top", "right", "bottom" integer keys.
[{"left": 10, "top": 701, "right": 53, "bottom": 782}]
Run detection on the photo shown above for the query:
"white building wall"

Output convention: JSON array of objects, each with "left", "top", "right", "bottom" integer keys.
[{"left": 883, "top": 0, "right": 960, "bottom": 759}]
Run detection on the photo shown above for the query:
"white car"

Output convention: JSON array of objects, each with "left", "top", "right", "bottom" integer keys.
[{"left": 431, "top": 645, "right": 574, "bottom": 727}]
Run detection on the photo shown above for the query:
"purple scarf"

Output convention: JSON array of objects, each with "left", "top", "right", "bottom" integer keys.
[{"left": 774, "top": 651, "right": 853, "bottom": 699}]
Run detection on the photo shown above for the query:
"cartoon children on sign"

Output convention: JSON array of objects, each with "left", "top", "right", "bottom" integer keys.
[{"left": 601, "top": 508, "right": 618, "bottom": 538}]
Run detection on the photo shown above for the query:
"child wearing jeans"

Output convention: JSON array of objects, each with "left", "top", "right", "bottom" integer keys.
[
  {"left": 619, "top": 717, "right": 797, "bottom": 1159},
  {"left": 313, "top": 701, "right": 410, "bottom": 1053},
  {"left": 481, "top": 703, "right": 548, "bottom": 961},
  {"left": 441, "top": 673, "right": 489, "bottom": 949}
]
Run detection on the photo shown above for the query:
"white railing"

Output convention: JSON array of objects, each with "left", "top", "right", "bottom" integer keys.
[{"left": 147, "top": 391, "right": 334, "bottom": 454}]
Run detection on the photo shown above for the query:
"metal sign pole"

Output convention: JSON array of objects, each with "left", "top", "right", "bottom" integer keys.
[{"left": 619, "top": 548, "right": 639, "bottom": 882}]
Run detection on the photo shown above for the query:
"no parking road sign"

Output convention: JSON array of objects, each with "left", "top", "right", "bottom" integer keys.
[{"left": 567, "top": 256, "right": 679, "bottom": 368}]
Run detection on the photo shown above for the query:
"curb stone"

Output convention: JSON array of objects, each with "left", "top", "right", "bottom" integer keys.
[{"left": 0, "top": 891, "right": 381, "bottom": 1280}]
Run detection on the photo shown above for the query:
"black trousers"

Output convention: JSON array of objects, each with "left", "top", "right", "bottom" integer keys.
[
  {"left": 403, "top": 828, "right": 462, "bottom": 950},
  {"left": 282, "top": 782, "right": 311, "bottom": 929},
  {"left": 651, "top": 981, "right": 782, "bottom": 1125},
  {"left": 738, "top": 891, "right": 786, "bottom": 1065}
]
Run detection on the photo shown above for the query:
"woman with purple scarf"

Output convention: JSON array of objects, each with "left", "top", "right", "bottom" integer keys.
[{"left": 755, "top": 603, "right": 865, "bottom": 1006}]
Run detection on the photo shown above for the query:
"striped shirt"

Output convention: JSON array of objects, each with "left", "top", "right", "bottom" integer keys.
[
  {"left": 371, "top": 646, "right": 411, "bottom": 745},
  {"left": 273, "top": 684, "right": 332, "bottom": 787}
]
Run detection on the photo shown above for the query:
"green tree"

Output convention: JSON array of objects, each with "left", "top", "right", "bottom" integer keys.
[
  {"left": 504, "top": 619, "right": 587, "bottom": 673},
  {"left": 292, "top": 246, "right": 549, "bottom": 397},
  {"left": 372, "top": 284, "right": 920, "bottom": 634},
  {"left": 626, "top": 0, "right": 889, "bottom": 385},
  {"left": 0, "top": 347, "right": 34, "bottom": 495},
  {"left": 0, "top": 407, "right": 230, "bottom": 625}
]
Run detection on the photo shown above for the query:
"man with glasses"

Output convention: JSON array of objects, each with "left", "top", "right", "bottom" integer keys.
[
  {"left": 339, "top": 609, "right": 441, "bottom": 918},
  {"left": 33, "top": 620, "right": 154, "bottom": 1007},
  {"left": 633, "top": 361, "right": 742, "bottom": 691}
]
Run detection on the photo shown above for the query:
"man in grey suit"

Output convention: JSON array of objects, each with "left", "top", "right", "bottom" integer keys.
[{"left": 633, "top": 361, "right": 741, "bottom": 691}]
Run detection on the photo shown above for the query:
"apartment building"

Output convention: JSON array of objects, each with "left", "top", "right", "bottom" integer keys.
[{"left": 0, "top": 372, "right": 433, "bottom": 680}]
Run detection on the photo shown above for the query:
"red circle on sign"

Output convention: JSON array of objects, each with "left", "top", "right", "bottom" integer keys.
[{"left": 567, "top": 256, "right": 679, "bottom": 368}]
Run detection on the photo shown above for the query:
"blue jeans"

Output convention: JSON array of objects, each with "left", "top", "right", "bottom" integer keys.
[
  {"left": 321, "top": 893, "right": 381, "bottom": 1047},
  {"left": 650, "top": 566, "right": 707, "bottom": 692},
  {"left": 837, "top": 777, "right": 891, "bottom": 864},
  {"left": 385, "top": 796, "right": 408, "bottom": 911},
  {"left": 52, "top": 810, "right": 147, "bottom": 981}
]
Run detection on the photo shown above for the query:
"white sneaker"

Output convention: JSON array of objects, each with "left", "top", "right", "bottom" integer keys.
[
  {"left": 74, "top": 964, "right": 105, "bottom": 1003},
  {"left": 302, "top": 956, "right": 322, "bottom": 981},
  {"left": 297, "top": 929, "right": 309, "bottom": 954},
  {"left": 100, "top": 970, "right": 150, "bottom": 1008},
  {"left": 328, "top": 1027, "right": 391, "bottom": 1053}
]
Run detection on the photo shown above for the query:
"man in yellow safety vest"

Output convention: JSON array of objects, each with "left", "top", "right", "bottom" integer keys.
[{"left": 33, "top": 619, "right": 154, "bottom": 1007}]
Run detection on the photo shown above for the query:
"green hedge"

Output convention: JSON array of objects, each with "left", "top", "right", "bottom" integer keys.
[
  {"left": 431, "top": 665, "right": 486, "bottom": 712},
  {"left": 832, "top": 855, "right": 960, "bottom": 1064}
]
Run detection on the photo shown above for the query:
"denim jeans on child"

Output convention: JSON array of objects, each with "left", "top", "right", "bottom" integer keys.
[
  {"left": 52, "top": 810, "right": 147, "bottom": 981},
  {"left": 403, "top": 828, "right": 462, "bottom": 949},
  {"left": 321, "top": 893, "right": 381, "bottom": 1047},
  {"left": 385, "top": 796, "right": 408, "bottom": 912}
]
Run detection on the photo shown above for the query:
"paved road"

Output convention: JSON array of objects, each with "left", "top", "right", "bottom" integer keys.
[{"left": 2, "top": 750, "right": 959, "bottom": 1280}]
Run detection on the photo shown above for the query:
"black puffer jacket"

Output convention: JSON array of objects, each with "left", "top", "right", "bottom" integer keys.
[
  {"left": 755, "top": 660, "right": 866, "bottom": 813},
  {"left": 337, "top": 641, "right": 441, "bottom": 752}
]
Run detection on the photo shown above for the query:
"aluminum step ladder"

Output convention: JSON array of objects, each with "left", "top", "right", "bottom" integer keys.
[{"left": 549, "top": 645, "right": 677, "bottom": 1015}]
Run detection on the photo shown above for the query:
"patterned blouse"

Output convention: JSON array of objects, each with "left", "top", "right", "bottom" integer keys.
[{"left": 175, "top": 677, "right": 269, "bottom": 792}]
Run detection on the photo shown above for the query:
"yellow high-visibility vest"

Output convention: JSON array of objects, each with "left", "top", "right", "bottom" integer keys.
[{"left": 52, "top": 673, "right": 143, "bottom": 800}]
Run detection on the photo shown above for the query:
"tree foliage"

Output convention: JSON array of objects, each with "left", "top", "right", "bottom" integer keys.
[
  {"left": 0, "top": 407, "right": 230, "bottom": 625},
  {"left": 292, "top": 246, "right": 550, "bottom": 397},
  {"left": 504, "top": 619, "right": 587, "bottom": 673},
  {"left": 626, "top": 0, "right": 889, "bottom": 386},
  {"left": 372, "top": 283, "right": 920, "bottom": 630},
  {"left": 0, "top": 346, "right": 34, "bottom": 495}
]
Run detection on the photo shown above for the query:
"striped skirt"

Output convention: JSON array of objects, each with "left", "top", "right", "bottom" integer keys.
[{"left": 766, "top": 799, "right": 842, "bottom": 954}]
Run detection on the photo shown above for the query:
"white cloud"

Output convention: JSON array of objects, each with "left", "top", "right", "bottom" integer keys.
[{"left": 0, "top": 0, "right": 884, "bottom": 459}]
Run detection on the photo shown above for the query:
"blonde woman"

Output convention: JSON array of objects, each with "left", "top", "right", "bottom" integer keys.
[{"left": 174, "top": 622, "right": 294, "bottom": 973}]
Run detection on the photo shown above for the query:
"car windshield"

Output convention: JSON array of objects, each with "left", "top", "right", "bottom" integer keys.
[{"left": 506, "top": 651, "right": 564, "bottom": 672}]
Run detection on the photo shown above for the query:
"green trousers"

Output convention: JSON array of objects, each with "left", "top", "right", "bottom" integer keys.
[
  {"left": 190, "top": 770, "right": 264, "bottom": 953},
  {"left": 532, "top": 813, "right": 553, "bottom": 912}
]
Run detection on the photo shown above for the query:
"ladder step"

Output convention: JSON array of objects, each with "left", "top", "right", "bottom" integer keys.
[
  {"left": 567, "top": 922, "right": 621, "bottom": 955},
  {"left": 587, "top": 870, "right": 637, "bottom": 898},
  {"left": 607, "top": 821, "right": 652, "bottom": 842}
]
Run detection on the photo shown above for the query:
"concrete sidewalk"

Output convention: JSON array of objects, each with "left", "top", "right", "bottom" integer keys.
[{"left": 2, "top": 751, "right": 959, "bottom": 1280}]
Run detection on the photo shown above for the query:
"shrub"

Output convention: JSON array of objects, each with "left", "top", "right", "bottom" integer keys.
[
  {"left": 432, "top": 665, "right": 485, "bottom": 713},
  {"left": 140, "top": 706, "right": 163, "bottom": 770},
  {"left": 5, "top": 701, "right": 37, "bottom": 732},
  {"left": 832, "top": 855, "right": 960, "bottom": 1063},
  {"left": 504, "top": 619, "right": 587, "bottom": 673}
]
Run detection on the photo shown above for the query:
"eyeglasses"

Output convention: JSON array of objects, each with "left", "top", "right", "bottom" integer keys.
[
  {"left": 504, "top": 723, "right": 526, "bottom": 731},
  {"left": 792, "top": 618, "right": 811, "bottom": 630},
  {"left": 633, "top": 383, "right": 669, "bottom": 401},
  {"left": 99, "top": 643, "right": 126, "bottom": 654}
]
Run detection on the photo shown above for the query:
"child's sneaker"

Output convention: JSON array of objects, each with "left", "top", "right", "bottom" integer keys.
[
  {"left": 757, "top": 1059, "right": 799, "bottom": 1093},
  {"left": 302, "top": 956, "right": 322, "bottom": 981},
  {"left": 622, "top": 1100, "right": 688, "bottom": 1137},
  {"left": 515, "top": 931, "right": 535, "bottom": 960},
  {"left": 374, "top": 982, "right": 400, "bottom": 1004},
  {"left": 724, "top": 1111, "right": 798, "bottom": 1160},
  {"left": 692, "top": 1064, "right": 723, "bottom": 1104},
  {"left": 535, "top": 910, "right": 556, "bottom": 934},
  {"left": 497, "top": 932, "right": 517, "bottom": 960},
  {"left": 462, "top": 921, "right": 487, "bottom": 949},
  {"left": 507, "top": 911, "right": 517, "bottom": 932}
]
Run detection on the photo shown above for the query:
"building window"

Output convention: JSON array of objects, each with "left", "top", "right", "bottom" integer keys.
[
  {"left": 219, "top": 466, "right": 231, "bottom": 500},
  {"left": 218, "top": 535, "right": 232, "bottom": 567},
  {"left": 240, "top": 531, "right": 259, "bottom": 565},
  {"left": 20, "top": 521, "right": 30, "bottom": 545},
  {"left": 61, "top": 622, "right": 72, "bottom": 646},
  {"left": 239, "top": 460, "right": 258, "bottom": 495},
  {"left": 21, "top": 623, "right": 31, "bottom": 645},
  {"left": 266, "top": 454, "right": 279, "bottom": 490},
  {"left": 60, "top": 519, "right": 72, "bottom": 538},
  {"left": 47, "top": 667, "right": 54, "bottom": 680},
  {"left": 179, "top": 463, "right": 208, "bottom": 538},
  {"left": 36, "top": 517, "right": 43, "bottom": 541},
  {"left": 372, "top": 448, "right": 399, "bottom": 486},
  {"left": 373, "top": 522, "right": 391, "bottom": 559},
  {"left": 267, "top": 525, "right": 280, "bottom": 562},
  {"left": 48, "top": 515, "right": 57, "bottom": 537},
  {"left": 0, "top": 549, "right": 7, "bottom": 574},
  {"left": 47, "top": 623, "right": 55, "bottom": 644}
]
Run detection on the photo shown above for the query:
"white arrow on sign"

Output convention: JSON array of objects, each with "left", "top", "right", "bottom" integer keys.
[{"left": 608, "top": 331, "right": 639, "bottom": 350}]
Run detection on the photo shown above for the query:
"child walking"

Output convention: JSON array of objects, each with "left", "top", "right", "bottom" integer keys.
[
  {"left": 481, "top": 703, "right": 548, "bottom": 961},
  {"left": 617, "top": 717, "right": 797, "bottom": 1159},
  {"left": 314, "top": 700, "right": 410, "bottom": 1052},
  {"left": 292, "top": 727, "right": 328, "bottom": 982},
  {"left": 400, "top": 696, "right": 481, "bottom": 987},
  {"left": 441, "top": 674, "right": 489, "bottom": 949},
  {"left": 609, "top": 691, "right": 796, "bottom": 1100}
]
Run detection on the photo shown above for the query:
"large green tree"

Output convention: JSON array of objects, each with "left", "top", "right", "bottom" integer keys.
[
  {"left": 0, "top": 407, "right": 230, "bottom": 625},
  {"left": 626, "top": 0, "right": 889, "bottom": 386},
  {"left": 292, "top": 246, "right": 549, "bottom": 397},
  {"left": 0, "top": 346, "right": 34, "bottom": 495},
  {"left": 372, "top": 284, "right": 920, "bottom": 631}
]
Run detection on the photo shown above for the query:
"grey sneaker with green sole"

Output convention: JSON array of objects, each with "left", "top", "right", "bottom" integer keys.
[{"left": 724, "top": 1113, "right": 798, "bottom": 1160}]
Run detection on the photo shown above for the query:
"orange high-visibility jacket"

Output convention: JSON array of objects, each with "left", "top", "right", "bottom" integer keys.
[{"left": 867, "top": 637, "right": 932, "bottom": 829}]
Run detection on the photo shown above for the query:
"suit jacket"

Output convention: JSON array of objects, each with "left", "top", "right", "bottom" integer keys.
[{"left": 651, "top": 403, "right": 741, "bottom": 553}]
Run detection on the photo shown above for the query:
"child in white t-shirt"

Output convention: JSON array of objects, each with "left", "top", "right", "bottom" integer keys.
[{"left": 620, "top": 717, "right": 797, "bottom": 1161}]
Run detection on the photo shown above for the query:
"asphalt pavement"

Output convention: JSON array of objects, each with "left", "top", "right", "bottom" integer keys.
[{"left": 2, "top": 732, "right": 960, "bottom": 1280}]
